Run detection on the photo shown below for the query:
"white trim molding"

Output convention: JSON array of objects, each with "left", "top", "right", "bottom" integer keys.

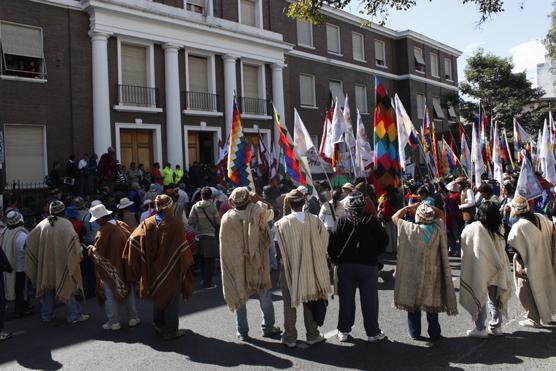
[
  {"left": 183, "top": 124, "right": 222, "bottom": 170},
  {"left": 241, "top": 114, "right": 273, "bottom": 121},
  {"left": 113, "top": 105, "right": 163, "bottom": 113},
  {"left": 182, "top": 110, "right": 223, "bottom": 117},
  {"left": 114, "top": 121, "right": 163, "bottom": 166},
  {"left": 0, "top": 75, "right": 47, "bottom": 84}
]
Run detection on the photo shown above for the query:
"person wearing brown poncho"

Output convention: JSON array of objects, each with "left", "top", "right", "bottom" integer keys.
[
  {"left": 219, "top": 187, "right": 281, "bottom": 341},
  {"left": 123, "top": 194, "right": 194, "bottom": 340},
  {"left": 392, "top": 202, "right": 458, "bottom": 341},
  {"left": 274, "top": 189, "right": 331, "bottom": 348},
  {"left": 87, "top": 203, "right": 140, "bottom": 331},
  {"left": 25, "top": 200, "right": 90, "bottom": 324}
]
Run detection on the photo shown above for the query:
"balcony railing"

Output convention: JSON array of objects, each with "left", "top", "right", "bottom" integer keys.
[
  {"left": 117, "top": 84, "right": 158, "bottom": 107},
  {"left": 239, "top": 97, "right": 269, "bottom": 116},
  {"left": 184, "top": 91, "right": 219, "bottom": 112}
]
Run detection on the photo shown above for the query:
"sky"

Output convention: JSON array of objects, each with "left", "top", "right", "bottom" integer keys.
[{"left": 346, "top": 0, "right": 553, "bottom": 86}]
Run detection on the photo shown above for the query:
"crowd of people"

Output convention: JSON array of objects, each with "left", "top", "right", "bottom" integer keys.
[{"left": 1, "top": 149, "right": 556, "bottom": 350}]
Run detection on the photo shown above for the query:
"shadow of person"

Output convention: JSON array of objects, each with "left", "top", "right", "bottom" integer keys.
[{"left": 378, "top": 268, "right": 395, "bottom": 290}]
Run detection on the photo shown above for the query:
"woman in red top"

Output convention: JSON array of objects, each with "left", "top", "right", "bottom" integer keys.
[
  {"left": 378, "top": 185, "right": 402, "bottom": 253},
  {"left": 445, "top": 181, "right": 463, "bottom": 257}
]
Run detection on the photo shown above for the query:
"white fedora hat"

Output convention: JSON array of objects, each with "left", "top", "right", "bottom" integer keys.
[
  {"left": 117, "top": 197, "right": 134, "bottom": 210},
  {"left": 89, "top": 204, "right": 113, "bottom": 223}
]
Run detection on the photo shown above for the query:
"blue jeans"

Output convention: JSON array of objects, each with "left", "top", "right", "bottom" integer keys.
[
  {"left": 475, "top": 286, "right": 502, "bottom": 331},
  {"left": 407, "top": 311, "right": 441, "bottom": 339},
  {"left": 103, "top": 280, "right": 139, "bottom": 325},
  {"left": 235, "top": 289, "right": 275, "bottom": 335},
  {"left": 41, "top": 291, "right": 83, "bottom": 323}
]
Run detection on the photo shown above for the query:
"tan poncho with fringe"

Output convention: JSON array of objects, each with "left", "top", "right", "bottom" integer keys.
[
  {"left": 274, "top": 212, "right": 331, "bottom": 308},
  {"left": 394, "top": 218, "right": 458, "bottom": 315},
  {"left": 25, "top": 217, "right": 83, "bottom": 303},
  {"left": 459, "top": 221, "right": 513, "bottom": 321},
  {"left": 219, "top": 203, "right": 271, "bottom": 311}
]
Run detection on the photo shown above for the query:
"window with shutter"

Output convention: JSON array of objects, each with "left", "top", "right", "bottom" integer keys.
[
  {"left": 352, "top": 33, "right": 365, "bottom": 61},
  {"left": 444, "top": 58, "right": 453, "bottom": 80},
  {"left": 240, "top": 0, "right": 257, "bottom": 27},
  {"left": 355, "top": 85, "right": 368, "bottom": 113},
  {"left": 121, "top": 44, "right": 147, "bottom": 87},
  {"left": 414, "top": 46, "right": 425, "bottom": 73},
  {"left": 416, "top": 93, "right": 426, "bottom": 119},
  {"left": 299, "top": 74, "right": 315, "bottom": 107},
  {"left": 297, "top": 20, "right": 313, "bottom": 47},
  {"left": 188, "top": 55, "right": 209, "bottom": 93},
  {"left": 326, "top": 24, "right": 341, "bottom": 54},
  {"left": 374, "top": 40, "right": 386, "bottom": 67},
  {"left": 0, "top": 22, "right": 46, "bottom": 79},
  {"left": 243, "top": 64, "right": 259, "bottom": 98},
  {"left": 448, "top": 106, "right": 457, "bottom": 119},
  {"left": 431, "top": 53, "right": 439, "bottom": 77},
  {"left": 185, "top": 0, "right": 205, "bottom": 14},
  {"left": 432, "top": 97, "right": 445, "bottom": 119},
  {"left": 4, "top": 125, "right": 45, "bottom": 184},
  {"left": 329, "top": 80, "right": 344, "bottom": 104}
]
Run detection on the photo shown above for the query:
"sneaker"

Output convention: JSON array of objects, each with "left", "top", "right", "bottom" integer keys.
[
  {"left": 281, "top": 336, "right": 297, "bottom": 348},
  {"left": 337, "top": 331, "right": 350, "bottom": 342},
  {"left": 488, "top": 327, "right": 504, "bottom": 336},
  {"left": 203, "top": 284, "right": 218, "bottom": 290},
  {"left": 0, "top": 331, "right": 12, "bottom": 341},
  {"left": 102, "top": 322, "right": 121, "bottom": 331},
  {"left": 368, "top": 332, "right": 387, "bottom": 343},
  {"left": 519, "top": 319, "right": 542, "bottom": 328},
  {"left": 70, "top": 314, "right": 90, "bottom": 324},
  {"left": 163, "top": 329, "right": 187, "bottom": 340},
  {"left": 466, "top": 328, "right": 488, "bottom": 338},
  {"left": 236, "top": 332, "right": 251, "bottom": 342},
  {"left": 262, "top": 326, "right": 282, "bottom": 338},
  {"left": 128, "top": 318, "right": 141, "bottom": 327},
  {"left": 307, "top": 334, "right": 326, "bottom": 345}
]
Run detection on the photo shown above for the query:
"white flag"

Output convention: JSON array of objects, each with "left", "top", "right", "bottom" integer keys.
[
  {"left": 355, "top": 109, "right": 374, "bottom": 178},
  {"left": 460, "top": 132, "right": 472, "bottom": 177},
  {"left": 394, "top": 94, "right": 414, "bottom": 171},
  {"left": 331, "top": 98, "right": 344, "bottom": 144},
  {"left": 294, "top": 108, "right": 316, "bottom": 156},
  {"left": 516, "top": 152, "right": 543, "bottom": 200},
  {"left": 342, "top": 94, "right": 357, "bottom": 155},
  {"left": 540, "top": 118, "right": 556, "bottom": 185},
  {"left": 471, "top": 123, "right": 484, "bottom": 185},
  {"left": 492, "top": 122, "right": 503, "bottom": 186}
]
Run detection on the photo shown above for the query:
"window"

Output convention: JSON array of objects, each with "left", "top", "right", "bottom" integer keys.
[
  {"left": 297, "top": 20, "right": 313, "bottom": 48},
  {"left": 444, "top": 58, "right": 453, "bottom": 80},
  {"left": 0, "top": 22, "right": 46, "bottom": 80},
  {"left": 354, "top": 85, "right": 368, "bottom": 114},
  {"left": 326, "top": 24, "right": 341, "bottom": 54},
  {"left": 329, "top": 80, "right": 344, "bottom": 104},
  {"left": 299, "top": 74, "right": 316, "bottom": 107},
  {"left": 122, "top": 44, "right": 147, "bottom": 87},
  {"left": 432, "top": 97, "right": 445, "bottom": 119},
  {"left": 414, "top": 46, "right": 425, "bottom": 73},
  {"left": 187, "top": 54, "right": 217, "bottom": 111},
  {"left": 374, "top": 39, "right": 386, "bottom": 67},
  {"left": 4, "top": 124, "right": 46, "bottom": 184},
  {"left": 240, "top": 0, "right": 258, "bottom": 27},
  {"left": 352, "top": 32, "right": 365, "bottom": 61},
  {"left": 242, "top": 64, "right": 259, "bottom": 98},
  {"left": 448, "top": 105, "right": 457, "bottom": 120},
  {"left": 416, "top": 93, "right": 426, "bottom": 119},
  {"left": 430, "top": 53, "right": 439, "bottom": 77},
  {"left": 119, "top": 42, "right": 155, "bottom": 106},
  {"left": 241, "top": 62, "right": 266, "bottom": 115},
  {"left": 185, "top": 0, "right": 205, "bottom": 14}
]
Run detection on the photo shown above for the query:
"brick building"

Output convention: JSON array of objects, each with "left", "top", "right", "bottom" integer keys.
[{"left": 0, "top": 0, "right": 460, "bottom": 186}]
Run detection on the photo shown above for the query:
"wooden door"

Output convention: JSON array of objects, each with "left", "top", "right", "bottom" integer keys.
[
  {"left": 188, "top": 132, "right": 199, "bottom": 167},
  {"left": 120, "top": 129, "right": 154, "bottom": 171}
]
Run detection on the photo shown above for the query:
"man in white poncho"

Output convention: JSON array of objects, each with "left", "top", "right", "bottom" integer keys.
[
  {"left": 460, "top": 201, "right": 513, "bottom": 338},
  {"left": 274, "top": 189, "right": 331, "bottom": 348},
  {"left": 507, "top": 195, "right": 556, "bottom": 328}
]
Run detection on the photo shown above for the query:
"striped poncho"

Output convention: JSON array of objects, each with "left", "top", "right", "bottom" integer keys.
[{"left": 274, "top": 212, "right": 331, "bottom": 308}]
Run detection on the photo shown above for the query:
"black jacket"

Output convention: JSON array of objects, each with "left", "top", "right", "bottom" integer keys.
[{"left": 328, "top": 215, "right": 388, "bottom": 266}]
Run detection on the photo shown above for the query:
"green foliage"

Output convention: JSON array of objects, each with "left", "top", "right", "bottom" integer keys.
[
  {"left": 459, "top": 50, "right": 549, "bottom": 134},
  {"left": 287, "top": 0, "right": 505, "bottom": 25},
  {"left": 548, "top": 1, "right": 556, "bottom": 62}
]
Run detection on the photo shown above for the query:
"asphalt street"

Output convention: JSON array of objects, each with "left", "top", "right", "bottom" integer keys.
[{"left": 2, "top": 255, "right": 556, "bottom": 371}]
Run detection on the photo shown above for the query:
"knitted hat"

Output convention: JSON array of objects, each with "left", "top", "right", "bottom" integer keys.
[
  {"left": 415, "top": 204, "right": 435, "bottom": 225},
  {"left": 342, "top": 183, "right": 355, "bottom": 191},
  {"left": 346, "top": 191, "right": 366, "bottom": 210},
  {"left": 155, "top": 194, "right": 174, "bottom": 212},
  {"left": 6, "top": 211, "right": 23, "bottom": 227},
  {"left": 297, "top": 186, "right": 309, "bottom": 195},
  {"left": 229, "top": 187, "right": 250, "bottom": 208},
  {"left": 285, "top": 189, "right": 306, "bottom": 204},
  {"left": 49, "top": 200, "right": 66, "bottom": 215},
  {"left": 510, "top": 194, "right": 530, "bottom": 215}
]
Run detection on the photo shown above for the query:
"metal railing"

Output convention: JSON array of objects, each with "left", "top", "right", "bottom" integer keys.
[
  {"left": 184, "top": 91, "right": 219, "bottom": 111},
  {"left": 117, "top": 84, "right": 158, "bottom": 107},
  {"left": 239, "top": 97, "right": 269, "bottom": 116}
]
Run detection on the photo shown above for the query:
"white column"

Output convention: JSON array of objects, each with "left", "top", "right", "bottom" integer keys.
[
  {"left": 223, "top": 54, "right": 237, "bottom": 139},
  {"left": 271, "top": 63, "right": 285, "bottom": 148},
  {"left": 90, "top": 31, "right": 112, "bottom": 156},
  {"left": 163, "top": 43, "right": 183, "bottom": 169}
]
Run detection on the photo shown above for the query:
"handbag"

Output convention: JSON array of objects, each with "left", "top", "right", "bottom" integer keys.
[{"left": 200, "top": 207, "right": 220, "bottom": 258}]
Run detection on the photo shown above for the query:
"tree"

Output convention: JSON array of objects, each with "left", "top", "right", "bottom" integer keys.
[
  {"left": 287, "top": 0, "right": 506, "bottom": 25},
  {"left": 459, "top": 50, "right": 549, "bottom": 134},
  {"left": 547, "top": 1, "right": 556, "bottom": 62}
]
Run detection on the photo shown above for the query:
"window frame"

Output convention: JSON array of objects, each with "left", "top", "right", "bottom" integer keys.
[
  {"left": 299, "top": 73, "right": 316, "bottom": 108},
  {"left": 296, "top": 20, "right": 314, "bottom": 49},
  {"left": 430, "top": 52, "right": 439, "bottom": 78},
  {"left": 3, "top": 123, "right": 48, "bottom": 185},
  {"left": 0, "top": 21, "right": 47, "bottom": 81},
  {"left": 414, "top": 46, "right": 426, "bottom": 74},
  {"left": 326, "top": 23, "right": 342, "bottom": 55},
  {"left": 374, "top": 39, "right": 387, "bottom": 68},
  {"left": 416, "top": 93, "right": 426, "bottom": 120},
  {"left": 184, "top": 49, "right": 217, "bottom": 112},
  {"left": 238, "top": 0, "right": 262, "bottom": 29},
  {"left": 184, "top": 0, "right": 207, "bottom": 14},
  {"left": 444, "top": 57, "right": 453, "bottom": 81},
  {"left": 432, "top": 97, "right": 445, "bottom": 119},
  {"left": 117, "top": 38, "right": 155, "bottom": 90},
  {"left": 329, "top": 79, "right": 344, "bottom": 105},
  {"left": 352, "top": 32, "right": 365, "bottom": 62},
  {"left": 354, "top": 84, "right": 368, "bottom": 114}
]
